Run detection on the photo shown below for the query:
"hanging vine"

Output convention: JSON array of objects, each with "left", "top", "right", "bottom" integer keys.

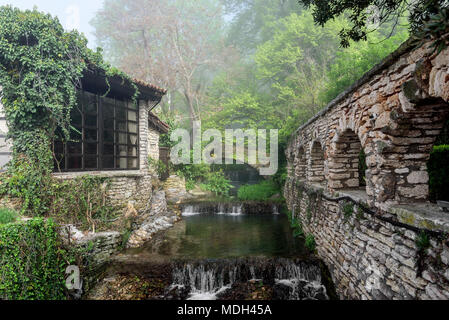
[{"left": 0, "top": 6, "right": 138, "bottom": 215}]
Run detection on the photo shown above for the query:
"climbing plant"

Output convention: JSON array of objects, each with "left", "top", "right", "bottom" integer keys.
[
  {"left": 0, "top": 6, "right": 137, "bottom": 215},
  {"left": 0, "top": 218, "right": 77, "bottom": 300}
]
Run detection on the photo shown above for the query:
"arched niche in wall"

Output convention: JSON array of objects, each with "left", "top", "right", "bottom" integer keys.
[
  {"left": 309, "top": 140, "right": 325, "bottom": 184},
  {"left": 328, "top": 129, "right": 365, "bottom": 190}
]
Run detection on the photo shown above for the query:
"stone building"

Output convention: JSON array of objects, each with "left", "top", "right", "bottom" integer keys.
[{"left": 0, "top": 67, "right": 169, "bottom": 211}]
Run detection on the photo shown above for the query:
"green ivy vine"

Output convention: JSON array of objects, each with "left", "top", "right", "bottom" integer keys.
[{"left": 0, "top": 6, "right": 138, "bottom": 215}]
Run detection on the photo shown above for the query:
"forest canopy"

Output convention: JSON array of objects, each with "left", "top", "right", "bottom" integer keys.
[{"left": 92, "top": 0, "right": 410, "bottom": 150}]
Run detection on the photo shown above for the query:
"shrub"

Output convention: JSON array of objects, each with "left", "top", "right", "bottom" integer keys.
[
  {"left": 0, "top": 218, "right": 74, "bottom": 300},
  {"left": 237, "top": 180, "right": 280, "bottom": 201},
  {"left": 427, "top": 145, "right": 449, "bottom": 201},
  {"left": 0, "top": 208, "right": 18, "bottom": 225},
  {"left": 200, "top": 170, "right": 232, "bottom": 196},
  {"left": 305, "top": 234, "right": 316, "bottom": 252}
]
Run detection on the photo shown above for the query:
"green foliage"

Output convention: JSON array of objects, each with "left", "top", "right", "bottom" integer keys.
[
  {"left": 427, "top": 145, "right": 449, "bottom": 201},
  {"left": 342, "top": 202, "right": 354, "bottom": 221},
  {"left": 320, "top": 29, "right": 408, "bottom": 103},
  {"left": 305, "top": 234, "right": 316, "bottom": 252},
  {"left": 0, "top": 218, "right": 74, "bottom": 300},
  {"left": 299, "top": 0, "right": 444, "bottom": 47},
  {"left": 359, "top": 149, "right": 367, "bottom": 187},
  {"left": 176, "top": 164, "right": 232, "bottom": 196},
  {"left": 0, "top": 207, "right": 18, "bottom": 225},
  {"left": 46, "top": 176, "right": 116, "bottom": 232},
  {"left": 237, "top": 180, "right": 280, "bottom": 201},
  {"left": 0, "top": 6, "right": 138, "bottom": 215},
  {"left": 415, "top": 231, "right": 430, "bottom": 251},
  {"left": 148, "top": 157, "right": 168, "bottom": 179},
  {"left": 200, "top": 170, "right": 232, "bottom": 196}
]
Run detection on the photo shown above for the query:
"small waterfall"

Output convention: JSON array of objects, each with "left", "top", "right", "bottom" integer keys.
[
  {"left": 181, "top": 205, "right": 201, "bottom": 217},
  {"left": 170, "top": 258, "right": 328, "bottom": 300}
]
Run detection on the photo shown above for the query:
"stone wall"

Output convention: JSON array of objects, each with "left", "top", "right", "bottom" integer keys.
[
  {"left": 286, "top": 40, "right": 449, "bottom": 210},
  {"left": 284, "top": 180, "right": 449, "bottom": 300},
  {"left": 285, "top": 39, "right": 449, "bottom": 300},
  {"left": 148, "top": 126, "right": 160, "bottom": 162}
]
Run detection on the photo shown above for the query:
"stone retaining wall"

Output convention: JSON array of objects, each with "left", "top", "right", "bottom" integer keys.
[{"left": 284, "top": 179, "right": 449, "bottom": 300}]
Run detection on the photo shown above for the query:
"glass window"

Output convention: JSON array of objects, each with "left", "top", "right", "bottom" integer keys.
[{"left": 55, "top": 91, "right": 139, "bottom": 171}]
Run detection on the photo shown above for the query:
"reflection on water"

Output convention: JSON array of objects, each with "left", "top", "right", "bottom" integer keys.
[{"left": 133, "top": 213, "right": 306, "bottom": 260}]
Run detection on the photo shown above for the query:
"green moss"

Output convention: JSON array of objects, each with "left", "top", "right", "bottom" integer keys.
[{"left": 416, "top": 231, "right": 430, "bottom": 251}]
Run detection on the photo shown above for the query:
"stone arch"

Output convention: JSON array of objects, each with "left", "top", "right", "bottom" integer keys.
[
  {"left": 308, "top": 140, "right": 325, "bottom": 184},
  {"left": 294, "top": 145, "right": 306, "bottom": 179},
  {"left": 328, "top": 129, "right": 365, "bottom": 190}
]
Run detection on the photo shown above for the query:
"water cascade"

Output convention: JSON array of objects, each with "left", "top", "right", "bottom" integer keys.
[{"left": 170, "top": 258, "right": 328, "bottom": 300}]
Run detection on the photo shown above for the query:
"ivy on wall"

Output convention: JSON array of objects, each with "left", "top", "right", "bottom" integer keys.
[
  {"left": 0, "top": 218, "right": 76, "bottom": 300},
  {"left": 0, "top": 6, "right": 138, "bottom": 215}
]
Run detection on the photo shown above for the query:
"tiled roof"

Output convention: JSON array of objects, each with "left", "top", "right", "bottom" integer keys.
[
  {"left": 149, "top": 112, "right": 170, "bottom": 133},
  {"left": 132, "top": 78, "right": 167, "bottom": 96}
]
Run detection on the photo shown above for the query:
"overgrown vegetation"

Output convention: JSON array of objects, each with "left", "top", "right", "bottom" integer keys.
[
  {"left": 0, "top": 6, "right": 137, "bottom": 216},
  {"left": 305, "top": 234, "right": 316, "bottom": 252},
  {"left": 0, "top": 207, "right": 18, "bottom": 225},
  {"left": 0, "top": 218, "right": 78, "bottom": 300},
  {"left": 237, "top": 180, "right": 280, "bottom": 201}
]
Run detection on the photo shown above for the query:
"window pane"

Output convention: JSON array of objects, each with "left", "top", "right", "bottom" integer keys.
[
  {"left": 127, "top": 101, "right": 137, "bottom": 109},
  {"left": 102, "top": 156, "right": 114, "bottom": 169},
  {"left": 67, "top": 142, "right": 82, "bottom": 154},
  {"left": 116, "top": 107, "right": 126, "bottom": 120},
  {"left": 104, "top": 130, "right": 114, "bottom": 143},
  {"left": 129, "top": 134, "right": 138, "bottom": 146},
  {"left": 70, "top": 107, "right": 83, "bottom": 126},
  {"left": 117, "top": 121, "right": 127, "bottom": 131},
  {"left": 85, "top": 129, "right": 98, "bottom": 142},
  {"left": 104, "top": 116, "right": 114, "bottom": 130},
  {"left": 117, "top": 157, "right": 127, "bottom": 169},
  {"left": 68, "top": 156, "right": 82, "bottom": 169},
  {"left": 117, "top": 133, "right": 127, "bottom": 144},
  {"left": 128, "top": 146, "right": 138, "bottom": 157},
  {"left": 54, "top": 141, "right": 64, "bottom": 154},
  {"left": 102, "top": 96, "right": 115, "bottom": 121},
  {"left": 117, "top": 145, "right": 127, "bottom": 157},
  {"left": 85, "top": 143, "right": 97, "bottom": 155},
  {"left": 103, "top": 143, "right": 114, "bottom": 156},
  {"left": 85, "top": 156, "right": 98, "bottom": 169},
  {"left": 128, "top": 122, "right": 137, "bottom": 133},
  {"left": 85, "top": 115, "right": 97, "bottom": 127},
  {"left": 128, "top": 111, "right": 137, "bottom": 122},
  {"left": 84, "top": 92, "right": 97, "bottom": 114},
  {"left": 128, "top": 158, "right": 138, "bottom": 169}
]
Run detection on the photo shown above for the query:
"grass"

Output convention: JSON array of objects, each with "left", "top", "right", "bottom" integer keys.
[
  {"left": 0, "top": 208, "right": 19, "bottom": 225},
  {"left": 237, "top": 180, "right": 280, "bottom": 201}
]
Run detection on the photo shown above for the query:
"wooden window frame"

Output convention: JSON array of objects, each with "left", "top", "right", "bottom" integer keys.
[{"left": 53, "top": 90, "right": 140, "bottom": 172}]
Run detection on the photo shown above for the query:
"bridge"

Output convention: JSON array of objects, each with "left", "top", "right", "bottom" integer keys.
[{"left": 284, "top": 39, "right": 449, "bottom": 300}]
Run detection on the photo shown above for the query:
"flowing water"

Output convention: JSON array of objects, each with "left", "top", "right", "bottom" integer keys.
[{"left": 113, "top": 203, "right": 334, "bottom": 300}]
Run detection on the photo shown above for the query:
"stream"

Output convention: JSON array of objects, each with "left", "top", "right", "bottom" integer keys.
[{"left": 91, "top": 203, "right": 336, "bottom": 300}]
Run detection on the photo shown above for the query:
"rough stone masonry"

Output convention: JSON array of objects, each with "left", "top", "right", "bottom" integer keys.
[{"left": 284, "top": 39, "right": 449, "bottom": 300}]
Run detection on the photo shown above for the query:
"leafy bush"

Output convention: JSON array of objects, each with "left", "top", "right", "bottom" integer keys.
[
  {"left": 0, "top": 208, "right": 18, "bottom": 225},
  {"left": 200, "top": 170, "right": 232, "bottom": 196},
  {"left": 305, "top": 234, "right": 316, "bottom": 252},
  {"left": 0, "top": 218, "right": 74, "bottom": 300},
  {"left": 148, "top": 157, "right": 169, "bottom": 180},
  {"left": 427, "top": 145, "right": 449, "bottom": 201},
  {"left": 237, "top": 180, "right": 280, "bottom": 201},
  {"left": 176, "top": 164, "right": 232, "bottom": 196}
]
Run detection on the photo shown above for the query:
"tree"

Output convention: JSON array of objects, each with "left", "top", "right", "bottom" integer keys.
[
  {"left": 298, "top": 0, "right": 447, "bottom": 47},
  {"left": 92, "top": 0, "right": 230, "bottom": 126}
]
